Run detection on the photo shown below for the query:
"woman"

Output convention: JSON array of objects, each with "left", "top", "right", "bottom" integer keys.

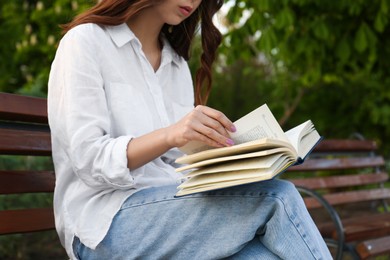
[{"left": 48, "top": 0, "right": 332, "bottom": 259}]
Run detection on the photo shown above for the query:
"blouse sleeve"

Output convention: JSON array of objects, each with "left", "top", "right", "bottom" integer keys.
[{"left": 48, "top": 26, "right": 135, "bottom": 190}]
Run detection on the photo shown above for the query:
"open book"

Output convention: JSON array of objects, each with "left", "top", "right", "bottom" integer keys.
[{"left": 174, "top": 104, "right": 321, "bottom": 197}]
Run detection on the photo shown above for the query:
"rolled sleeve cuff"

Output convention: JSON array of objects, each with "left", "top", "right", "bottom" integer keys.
[
  {"left": 100, "top": 135, "right": 138, "bottom": 189},
  {"left": 73, "top": 135, "right": 143, "bottom": 190}
]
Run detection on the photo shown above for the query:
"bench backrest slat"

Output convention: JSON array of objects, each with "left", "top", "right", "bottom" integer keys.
[
  {"left": 0, "top": 208, "right": 55, "bottom": 235},
  {"left": 304, "top": 189, "right": 390, "bottom": 209},
  {"left": 289, "top": 156, "right": 384, "bottom": 171},
  {"left": 0, "top": 128, "right": 51, "bottom": 156},
  {"left": 0, "top": 170, "right": 55, "bottom": 194},
  {"left": 313, "top": 139, "right": 377, "bottom": 152},
  {"left": 0, "top": 92, "right": 47, "bottom": 124},
  {"left": 291, "top": 172, "right": 389, "bottom": 190}
]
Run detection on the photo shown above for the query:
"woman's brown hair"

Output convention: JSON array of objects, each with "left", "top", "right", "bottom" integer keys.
[{"left": 62, "top": 0, "right": 224, "bottom": 105}]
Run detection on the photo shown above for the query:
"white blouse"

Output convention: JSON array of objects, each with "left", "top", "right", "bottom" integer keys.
[{"left": 48, "top": 23, "right": 194, "bottom": 258}]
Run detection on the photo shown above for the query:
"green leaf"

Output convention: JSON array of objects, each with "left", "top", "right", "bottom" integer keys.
[
  {"left": 363, "top": 23, "right": 378, "bottom": 47},
  {"left": 336, "top": 37, "right": 351, "bottom": 62},
  {"left": 259, "top": 29, "right": 276, "bottom": 52},
  {"left": 258, "top": 0, "right": 271, "bottom": 10},
  {"left": 349, "top": 3, "right": 362, "bottom": 16},
  {"left": 381, "top": 0, "right": 388, "bottom": 14},
  {"left": 354, "top": 23, "right": 367, "bottom": 52},
  {"left": 313, "top": 21, "right": 329, "bottom": 40},
  {"left": 295, "top": 37, "right": 309, "bottom": 55},
  {"left": 374, "top": 12, "right": 388, "bottom": 32},
  {"left": 275, "top": 8, "right": 294, "bottom": 30},
  {"left": 323, "top": 74, "right": 342, "bottom": 84}
]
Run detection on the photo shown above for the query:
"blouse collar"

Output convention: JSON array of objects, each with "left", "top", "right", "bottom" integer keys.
[{"left": 106, "top": 23, "right": 182, "bottom": 67}]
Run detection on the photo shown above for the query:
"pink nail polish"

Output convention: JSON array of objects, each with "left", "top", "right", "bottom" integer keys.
[
  {"left": 226, "top": 139, "right": 234, "bottom": 146},
  {"left": 230, "top": 125, "right": 237, "bottom": 132}
]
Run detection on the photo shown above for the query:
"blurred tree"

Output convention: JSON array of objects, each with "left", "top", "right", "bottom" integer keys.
[
  {"left": 0, "top": 0, "right": 92, "bottom": 97},
  {"left": 214, "top": 0, "right": 390, "bottom": 153},
  {"left": 1, "top": 0, "right": 390, "bottom": 153}
]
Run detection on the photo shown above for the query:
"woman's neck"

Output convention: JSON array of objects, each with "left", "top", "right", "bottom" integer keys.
[{"left": 127, "top": 11, "right": 164, "bottom": 71}]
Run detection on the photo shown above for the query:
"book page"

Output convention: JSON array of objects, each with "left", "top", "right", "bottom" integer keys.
[
  {"left": 179, "top": 104, "right": 288, "bottom": 155},
  {"left": 183, "top": 153, "right": 289, "bottom": 177},
  {"left": 176, "top": 147, "right": 291, "bottom": 172},
  {"left": 175, "top": 138, "right": 294, "bottom": 166},
  {"left": 179, "top": 166, "right": 278, "bottom": 189},
  {"left": 285, "top": 121, "right": 310, "bottom": 152},
  {"left": 297, "top": 127, "right": 321, "bottom": 159},
  {"left": 285, "top": 120, "right": 321, "bottom": 159},
  {"left": 176, "top": 158, "right": 295, "bottom": 196},
  {"left": 230, "top": 104, "right": 288, "bottom": 143}
]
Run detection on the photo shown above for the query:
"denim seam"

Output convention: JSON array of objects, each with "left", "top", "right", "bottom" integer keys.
[{"left": 276, "top": 196, "right": 321, "bottom": 260}]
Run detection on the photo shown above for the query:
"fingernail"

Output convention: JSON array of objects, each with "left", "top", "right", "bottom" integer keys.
[
  {"left": 230, "top": 125, "right": 236, "bottom": 132},
  {"left": 226, "top": 139, "right": 235, "bottom": 146}
]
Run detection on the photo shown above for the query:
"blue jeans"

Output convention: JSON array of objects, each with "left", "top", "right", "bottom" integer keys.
[{"left": 73, "top": 179, "right": 332, "bottom": 259}]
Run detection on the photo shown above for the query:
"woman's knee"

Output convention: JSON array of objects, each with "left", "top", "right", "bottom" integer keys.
[
  {"left": 253, "top": 179, "right": 298, "bottom": 196},
  {"left": 270, "top": 179, "right": 302, "bottom": 200},
  {"left": 271, "top": 179, "right": 297, "bottom": 193},
  {"left": 247, "top": 179, "right": 303, "bottom": 208},
  {"left": 220, "top": 179, "right": 299, "bottom": 199}
]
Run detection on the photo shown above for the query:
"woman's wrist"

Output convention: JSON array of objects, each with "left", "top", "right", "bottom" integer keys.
[
  {"left": 161, "top": 125, "right": 179, "bottom": 150},
  {"left": 126, "top": 128, "right": 175, "bottom": 170}
]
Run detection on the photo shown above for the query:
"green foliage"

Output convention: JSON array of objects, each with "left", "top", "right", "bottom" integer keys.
[
  {"left": 0, "top": 0, "right": 93, "bottom": 97},
  {"left": 0, "top": 231, "right": 66, "bottom": 260},
  {"left": 215, "top": 0, "right": 390, "bottom": 155},
  {"left": 3, "top": 0, "right": 390, "bottom": 156},
  {"left": 0, "top": 155, "right": 53, "bottom": 171}
]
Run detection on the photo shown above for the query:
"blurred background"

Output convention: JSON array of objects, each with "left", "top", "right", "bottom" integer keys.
[{"left": 0, "top": 0, "right": 389, "bottom": 259}]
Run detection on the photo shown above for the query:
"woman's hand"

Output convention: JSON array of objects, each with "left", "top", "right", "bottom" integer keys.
[
  {"left": 126, "top": 105, "right": 236, "bottom": 170},
  {"left": 165, "top": 105, "right": 236, "bottom": 149}
]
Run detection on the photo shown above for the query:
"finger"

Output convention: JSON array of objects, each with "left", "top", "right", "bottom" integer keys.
[
  {"left": 195, "top": 105, "right": 236, "bottom": 133},
  {"left": 191, "top": 131, "right": 225, "bottom": 148},
  {"left": 191, "top": 108, "right": 229, "bottom": 137},
  {"left": 191, "top": 120, "right": 234, "bottom": 147},
  {"left": 199, "top": 113, "right": 231, "bottom": 138}
]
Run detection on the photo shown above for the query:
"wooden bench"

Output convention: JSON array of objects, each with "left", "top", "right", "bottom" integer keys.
[
  {"left": 2, "top": 91, "right": 390, "bottom": 259},
  {"left": 0, "top": 93, "right": 55, "bottom": 236},
  {"left": 285, "top": 138, "right": 390, "bottom": 259}
]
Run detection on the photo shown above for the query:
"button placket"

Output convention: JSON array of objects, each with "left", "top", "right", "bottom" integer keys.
[
  {"left": 132, "top": 42, "right": 170, "bottom": 128},
  {"left": 149, "top": 74, "right": 170, "bottom": 127}
]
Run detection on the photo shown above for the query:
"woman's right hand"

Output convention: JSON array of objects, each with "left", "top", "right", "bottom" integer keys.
[{"left": 165, "top": 105, "right": 236, "bottom": 149}]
